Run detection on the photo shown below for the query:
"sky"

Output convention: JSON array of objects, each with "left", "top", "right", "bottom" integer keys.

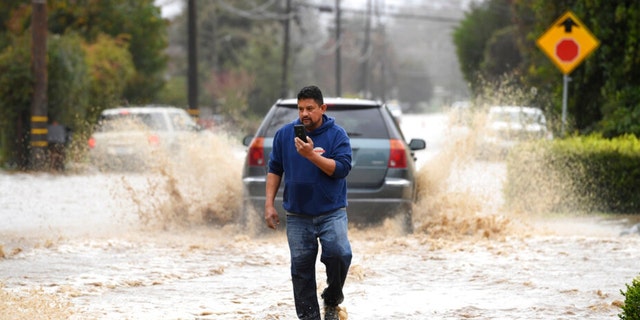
[
  {"left": 155, "top": 0, "right": 183, "bottom": 18},
  {"left": 154, "top": 0, "right": 472, "bottom": 19}
]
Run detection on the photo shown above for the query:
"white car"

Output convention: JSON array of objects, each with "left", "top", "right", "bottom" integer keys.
[
  {"left": 88, "top": 106, "right": 201, "bottom": 170},
  {"left": 478, "top": 106, "right": 552, "bottom": 157}
]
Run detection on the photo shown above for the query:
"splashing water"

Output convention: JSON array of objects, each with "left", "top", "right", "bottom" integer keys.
[
  {"left": 0, "top": 284, "right": 73, "bottom": 320},
  {"left": 408, "top": 108, "right": 518, "bottom": 241},
  {"left": 109, "top": 131, "right": 245, "bottom": 230},
  {"left": 1, "top": 113, "right": 639, "bottom": 319}
]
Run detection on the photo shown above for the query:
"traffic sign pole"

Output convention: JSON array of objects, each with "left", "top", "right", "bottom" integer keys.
[{"left": 562, "top": 74, "right": 571, "bottom": 136}]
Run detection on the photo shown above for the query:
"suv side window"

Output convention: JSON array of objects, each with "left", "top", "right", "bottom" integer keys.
[{"left": 265, "top": 106, "right": 298, "bottom": 137}]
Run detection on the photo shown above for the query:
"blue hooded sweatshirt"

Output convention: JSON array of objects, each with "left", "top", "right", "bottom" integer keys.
[{"left": 268, "top": 114, "right": 352, "bottom": 216}]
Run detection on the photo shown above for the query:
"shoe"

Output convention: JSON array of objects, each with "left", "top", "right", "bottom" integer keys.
[{"left": 324, "top": 305, "right": 339, "bottom": 320}]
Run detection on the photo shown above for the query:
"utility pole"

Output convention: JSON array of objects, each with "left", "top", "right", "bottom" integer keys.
[
  {"left": 187, "top": 0, "right": 199, "bottom": 121},
  {"left": 377, "top": 0, "right": 387, "bottom": 103},
  {"left": 335, "top": 0, "right": 342, "bottom": 96},
  {"left": 358, "top": 0, "right": 372, "bottom": 98},
  {"left": 280, "top": 0, "right": 292, "bottom": 98},
  {"left": 30, "top": 0, "right": 48, "bottom": 170}
]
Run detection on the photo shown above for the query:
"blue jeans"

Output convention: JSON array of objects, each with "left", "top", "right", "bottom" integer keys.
[{"left": 286, "top": 208, "right": 352, "bottom": 320}]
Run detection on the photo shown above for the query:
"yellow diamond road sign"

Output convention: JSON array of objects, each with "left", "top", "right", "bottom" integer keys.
[{"left": 536, "top": 11, "right": 600, "bottom": 75}]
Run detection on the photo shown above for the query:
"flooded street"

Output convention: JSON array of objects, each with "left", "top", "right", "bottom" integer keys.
[{"left": 1, "top": 113, "right": 639, "bottom": 319}]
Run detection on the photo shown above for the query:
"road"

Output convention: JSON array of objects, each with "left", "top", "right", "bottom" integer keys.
[{"left": 1, "top": 112, "right": 639, "bottom": 319}]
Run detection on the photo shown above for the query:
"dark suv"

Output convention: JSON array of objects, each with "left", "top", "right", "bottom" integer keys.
[{"left": 242, "top": 98, "right": 426, "bottom": 232}]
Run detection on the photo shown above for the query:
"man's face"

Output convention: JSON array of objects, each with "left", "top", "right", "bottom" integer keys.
[{"left": 297, "top": 98, "right": 326, "bottom": 131}]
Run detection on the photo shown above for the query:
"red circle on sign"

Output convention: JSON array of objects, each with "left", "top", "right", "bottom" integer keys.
[{"left": 556, "top": 39, "right": 579, "bottom": 62}]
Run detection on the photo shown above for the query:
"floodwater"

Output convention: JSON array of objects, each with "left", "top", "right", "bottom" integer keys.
[{"left": 1, "top": 113, "right": 639, "bottom": 320}]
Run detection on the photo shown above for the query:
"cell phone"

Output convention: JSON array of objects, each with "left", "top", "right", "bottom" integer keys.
[{"left": 294, "top": 124, "right": 307, "bottom": 142}]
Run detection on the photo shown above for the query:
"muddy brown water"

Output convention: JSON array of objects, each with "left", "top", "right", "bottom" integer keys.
[{"left": 1, "top": 114, "right": 639, "bottom": 319}]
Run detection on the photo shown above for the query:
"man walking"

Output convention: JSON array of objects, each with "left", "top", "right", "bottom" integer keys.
[{"left": 264, "top": 85, "right": 352, "bottom": 320}]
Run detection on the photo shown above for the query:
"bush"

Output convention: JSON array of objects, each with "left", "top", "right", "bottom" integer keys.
[
  {"left": 0, "top": 33, "right": 33, "bottom": 167},
  {"left": 505, "top": 134, "right": 640, "bottom": 214},
  {"left": 620, "top": 275, "right": 640, "bottom": 320}
]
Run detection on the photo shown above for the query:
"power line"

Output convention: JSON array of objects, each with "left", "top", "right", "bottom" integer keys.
[
  {"left": 341, "top": 6, "right": 460, "bottom": 23},
  {"left": 214, "top": 0, "right": 461, "bottom": 24}
]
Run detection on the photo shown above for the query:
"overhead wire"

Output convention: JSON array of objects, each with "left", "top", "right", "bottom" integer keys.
[
  {"left": 217, "top": 0, "right": 294, "bottom": 20},
  {"left": 212, "top": 0, "right": 465, "bottom": 58}
]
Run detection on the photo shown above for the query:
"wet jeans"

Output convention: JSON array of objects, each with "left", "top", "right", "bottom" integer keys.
[{"left": 286, "top": 208, "right": 352, "bottom": 320}]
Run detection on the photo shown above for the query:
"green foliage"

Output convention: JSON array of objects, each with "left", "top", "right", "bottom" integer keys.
[
  {"left": 168, "top": 0, "right": 284, "bottom": 124},
  {"left": 0, "top": 1, "right": 168, "bottom": 167},
  {"left": 47, "top": 33, "right": 90, "bottom": 127},
  {"left": 0, "top": 34, "right": 32, "bottom": 120},
  {"left": 519, "top": 1, "right": 640, "bottom": 134},
  {"left": 0, "top": 33, "right": 31, "bottom": 166},
  {"left": 84, "top": 34, "right": 135, "bottom": 122},
  {"left": 620, "top": 275, "right": 640, "bottom": 320},
  {"left": 204, "top": 69, "right": 256, "bottom": 132},
  {"left": 0, "top": 1, "right": 30, "bottom": 37},
  {"left": 46, "top": 33, "right": 94, "bottom": 164},
  {"left": 168, "top": 0, "right": 267, "bottom": 109},
  {"left": 480, "top": 26, "right": 522, "bottom": 82},
  {"left": 505, "top": 135, "right": 640, "bottom": 213},
  {"left": 119, "top": 2, "right": 168, "bottom": 103},
  {"left": 453, "top": 0, "right": 513, "bottom": 93},
  {"left": 48, "top": 0, "right": 168, "bottom": 104},
  {"left": 457, "top": 0, "right": 640, "bottom": 136},
  {"left": 599, "top": 87, "right": 640, "bottom": 138},
  {"left": 238, "top": 24, "right": 283, "bottom": 118},
  {"left": 157, "top": 76, "right": 188, "bottom": 108},
  {"left": 0, "top": 30, "right": 136, "bottom": 166}
]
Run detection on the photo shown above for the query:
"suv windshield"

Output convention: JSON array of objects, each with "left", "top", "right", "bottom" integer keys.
[
  {"left": 97, "top": 113, "right": 168, "bottom": 132},
  {"left": 264, "top": 105, "right": 389, "bottom": 139},
  {"left": 489, "top": 108, "right": 545, "bottom": 125}
]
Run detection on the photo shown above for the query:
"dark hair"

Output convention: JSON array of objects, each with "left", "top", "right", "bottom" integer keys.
[{"left": 297, "top": 85, "right": 324, "bottom": 106}]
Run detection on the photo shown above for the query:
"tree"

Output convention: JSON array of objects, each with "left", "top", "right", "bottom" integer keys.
[
  {"left": 586, "top": 1, "right": 640, "bottom": 137},
  {"left": 84, "top": 34, "right": 136, "bottom": 121},
  {"left": 237, "top": 23, "right": 284, "bottom": 118},
  {"left": 480, "top": 25, "right": 522, "bottom": 82},
  {"left": 47, "top": 33, "right": 91, "bottom": 127},
  {"left": 48, "top": 0, "right": 168, "bottom": 104},
  {"left": 0, "top": 1, "right": 29, "bottom": 50},
  {"left": 0, "top": 33, "right": 31, "bottom": 166},
  {"left": 0, "top": 1, "right": 148, "bottom": 167},
  {"left": 167, "top": 0, "right": 286, "bottom": 122},
  {"left": 455, "top": 0, "right": 640, "bottom": 137},
  {"left": 512, "top": 0, "right": 640, "bottom": 136},
  {"left": 453, "top": 0, "right": 514, "bottom": 94}
]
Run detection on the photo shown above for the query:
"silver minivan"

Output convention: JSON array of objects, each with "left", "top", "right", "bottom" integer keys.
[{"left": 241, "top": 98, "right": 426, "bottom": 232}]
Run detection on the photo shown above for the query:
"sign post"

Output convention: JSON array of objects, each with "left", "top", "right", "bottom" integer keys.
[{"left": 536, "top": 11, "right": 599, "bottom": 136}]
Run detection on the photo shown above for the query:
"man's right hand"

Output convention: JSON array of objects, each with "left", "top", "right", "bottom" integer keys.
[{"left": 265, "top": 206, "right": 280, "bottom": 230}]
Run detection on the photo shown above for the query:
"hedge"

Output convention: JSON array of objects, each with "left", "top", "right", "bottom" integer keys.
[{"left": 504, "top": 134, "right": 640, "bottom": 214}]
